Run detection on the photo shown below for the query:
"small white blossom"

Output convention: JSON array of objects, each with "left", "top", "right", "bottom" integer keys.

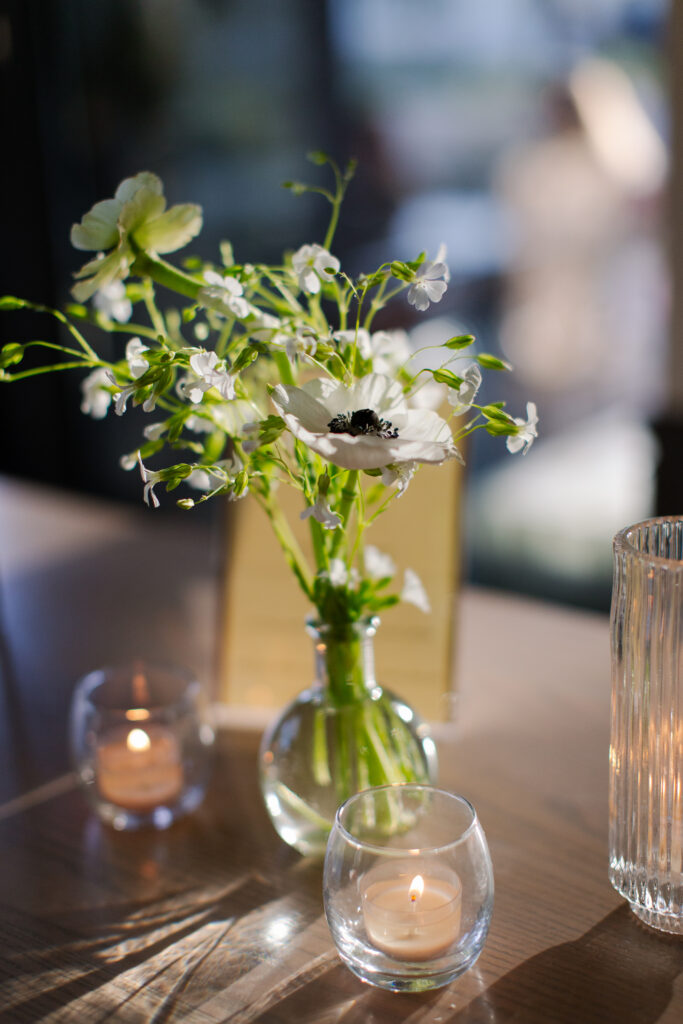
[
  {"left": 93, "top": 281, "right": 132, "bottom": 323},
  {"left": 187, "top": 455, "right": 243, "bottom": 492},
  {"left": 143, "top": 422, "right": 166, "bottom": 441},
  {"left": 292, "top": 243, "right": 340, "bottom": 294},
  {"left": 300, "top": 496, "right": 342, "bottom": 530},
  {"left": 401, "top": 568, "right": 431, "bottom": 613},
  {"left": 126, "top": 337, "right": 149, "bottom": 379},
  {"left": 448, "top": 363, "right": 482, "bottom": 415},
  {"left": 184, "top": 414, "right": 214, "bottom": 434},
  {"left": 364, "top": 545, "right": 396, "bottom": 580},
  {"left": 407, "top": 261, "right": 448, "bottom": 312},
  {"left": 119, "top": 451, "right": 138, "bottom": 470},
  {"left": 506, "top": 402, "right": 539, "bottom": 454},
  {"left": 249, "top": 308, "right": 281, "bottom": 332},
  {"left": 71, "top": 172, "right": 202, "bottom": 302},
  {"left": 323, "top": 558, "right": 358, "bottom": 588},
  {"left": 334, "top": 329, "right": 371, "bottom": 360},
  {"left": 105, "top": 372, "right": 136, "bottom": 416},
  {"left": 198, "top": 270, "right": 250, "bottom": 319},
  {"left": 286, "top": 327, "right": 317, "bottom": 365},
  {"left": 80, "top": 367, "right": 112, "bottom": 419},
  {"left": 380, "top": 462, "right": 417, "bottom": 497},
  {"left": 137, "top": 452, "right": 162, "bottom": 508},
  {"left": 179, "top": 350, "right": 235, "bottom": 403}
]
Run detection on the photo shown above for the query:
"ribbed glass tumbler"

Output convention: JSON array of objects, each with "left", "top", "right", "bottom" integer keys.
[{"left": 609, "top": 516, "right": 683, "bottom": 933}]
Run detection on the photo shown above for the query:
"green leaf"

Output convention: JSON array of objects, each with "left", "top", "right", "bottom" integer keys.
[
  {"left": 477, "top": 353, "right": 512, "bottom": 371},
  {"left": 0, "top": 296, "right": 28, "bottom": 311},
  {"left": 431, "top": 368, "right": 463, "bottom": 388},
  {"left": 0, "top": 343, "right": 23, "bottom": 368},
  {"left": 444, "top": 334, "right": 475, "bottom": 350}
]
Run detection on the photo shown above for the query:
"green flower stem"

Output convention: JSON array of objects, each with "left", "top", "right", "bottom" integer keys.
[
  {"left": 142, "top": 280, "right": 166, "bottom": 337},
  {"left": 131, "top": 252, "right": 202, "bottom": 301},
  {"left": 253, "top": 487, "right": 313, "bottom": 599},
  {"left": 308, "top": 516, "right": 328, "bottom": 574},
  {"left": 2, "top": 360, "right": 100, "bottom": 381},
  {"left": 329, "top": 470, "right": 358, "bottom": 559}
]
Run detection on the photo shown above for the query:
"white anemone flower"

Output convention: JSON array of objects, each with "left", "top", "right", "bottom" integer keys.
[
  {"left": 300, "top": 496, "right": 342, "bottom": 530},
  {"left": 364, "top": 545, "right": 396, "bottom": 580},
  {"left": 198, "top": 270, "right": 250, "bottom": 319},
  {"left": 271, "top": 373, "right": 457, "bottom": 471},
  {"left": 401, "top": 568, "right": 431, "bottom": 613},
  {"left": 80, "top": 367, "right": 112, "bottom": 419},
  {"left": 506, "top": 402, "right": 539, "bottom": 454},
  {"left": 292, "top": 243, "right": 340, "bottom": 294},
  {"left": 92, "top": 281, "right": 132, "bottom": 323},
  {"left": 407, "top": 261, "right": 449, "bottom": 311},
  {"left": 449, "top": 363, "right": 482, "bottom": 415}
]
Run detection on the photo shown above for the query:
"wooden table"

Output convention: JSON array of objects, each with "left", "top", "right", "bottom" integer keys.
[{"left": 0, "top": 478, "right": 681, "bottom": 1023}]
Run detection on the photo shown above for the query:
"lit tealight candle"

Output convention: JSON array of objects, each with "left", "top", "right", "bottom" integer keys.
[
  {"left": 96, "top": 723, "right": 183, "bottom": 811},
  {"left": 362, "top": 867, "right": 462, "bottom": 961}
]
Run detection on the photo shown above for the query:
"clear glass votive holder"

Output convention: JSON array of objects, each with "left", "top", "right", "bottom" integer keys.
[
  {"left": 609, "top": 516, "right": 683, "bottom": 933},
  {"left": 70, "top": 662, "right": 214, "bottom": 830},
  {"left": 323, "top": 784, "right": 494, "bottom": 992}
]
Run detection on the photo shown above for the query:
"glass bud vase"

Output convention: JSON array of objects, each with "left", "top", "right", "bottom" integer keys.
[{"left": 259, "top": 617, "right": 438, "bottom": 856}]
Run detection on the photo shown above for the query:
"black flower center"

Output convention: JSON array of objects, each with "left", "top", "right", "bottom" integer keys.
[{"left": 327, "top": 408, "right": 399, "bottom": 439}]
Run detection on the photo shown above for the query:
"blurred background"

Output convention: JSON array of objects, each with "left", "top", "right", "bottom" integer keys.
[{"left": 0, "top": 0, "right": 676, "bottom": 612}]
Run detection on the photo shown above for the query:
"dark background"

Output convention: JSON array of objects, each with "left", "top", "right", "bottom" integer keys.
[{"left": 0, "top": 0, "right": 671, "bottom": 609}]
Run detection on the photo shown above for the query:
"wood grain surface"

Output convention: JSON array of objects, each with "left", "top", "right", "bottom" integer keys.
[{"left": 1, "top": 479, "right": 682, "bottom": 1022}]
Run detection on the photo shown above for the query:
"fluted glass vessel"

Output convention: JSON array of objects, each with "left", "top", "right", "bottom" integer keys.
[
  {"left": 259, "top": 617, "right": 438, "bottom": 857},
  {"left": 609, "top": 516, "right": 683, "bottom": 933}
]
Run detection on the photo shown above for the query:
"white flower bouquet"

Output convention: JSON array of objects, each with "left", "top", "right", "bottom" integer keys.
[{"left": 1, "top": 153, "right": 536, "bottom": 847}]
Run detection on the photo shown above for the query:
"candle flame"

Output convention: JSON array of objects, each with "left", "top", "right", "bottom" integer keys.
[
  {"left": 127, "top": 728, "right": 151, "bottom": 752},
  {"left": 125, "top": 708, "right": 150, "bottom": 721},
  {"left": 409, "top": 875, "right": 424, "bottom": 902}
]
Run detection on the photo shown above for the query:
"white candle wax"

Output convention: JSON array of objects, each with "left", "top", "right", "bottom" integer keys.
[
  {"left": 96, "top": 724, "right": 183, "bottom": 811},
  {"left": 362, "top": 868, "right": 462, "bottom": 961}
]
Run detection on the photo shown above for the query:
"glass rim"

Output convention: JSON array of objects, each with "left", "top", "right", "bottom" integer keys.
[
  {"left": 334, "top": 784, "right": 479, "bottom": 855},
  {"left": 613, "top": 515, "right": 683, "bottom": 568},
  {"left": 73, "top": 661, "right": 200, "bottom": 714}
]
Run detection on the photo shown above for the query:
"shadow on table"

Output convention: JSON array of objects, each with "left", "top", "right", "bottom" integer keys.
[{"left": 450, "top": 904, "right": 683, "bottom": 1024}]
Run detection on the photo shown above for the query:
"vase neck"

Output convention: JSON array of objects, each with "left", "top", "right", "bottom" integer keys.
[{"left": 308, "top": 618, "right": 379, "bottom": 704}]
